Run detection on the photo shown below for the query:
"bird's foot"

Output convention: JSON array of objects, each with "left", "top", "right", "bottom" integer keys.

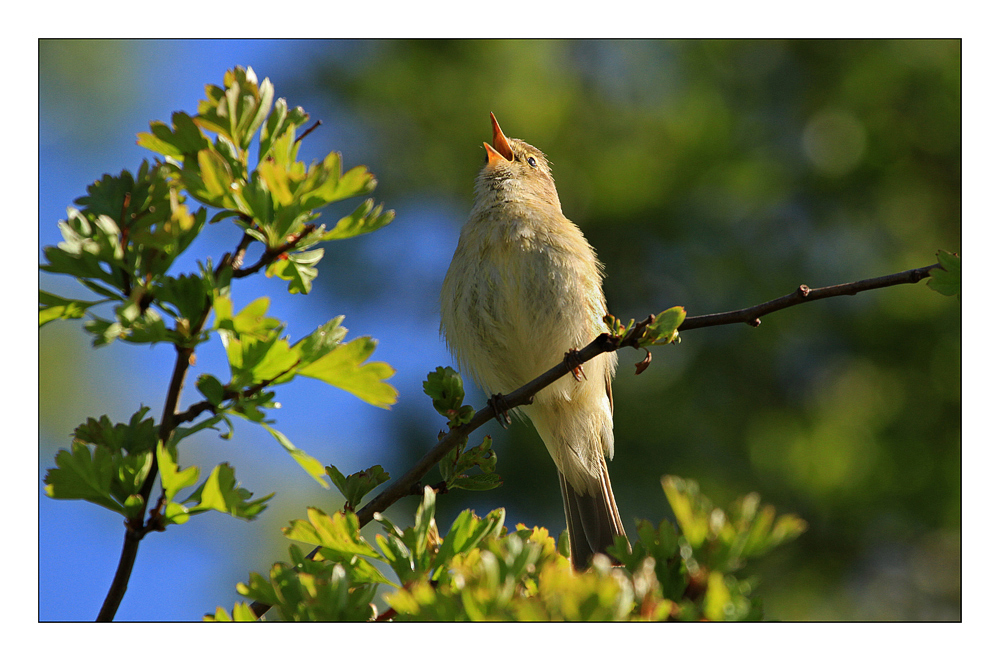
[
  {"left": 564, "top": 348, "right": 586, "bottom": 381},
  {"left": 488, "top": 393, "right": 512, "bottom": 429}
]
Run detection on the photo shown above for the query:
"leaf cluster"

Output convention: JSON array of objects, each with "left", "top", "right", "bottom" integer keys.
[
  {"left": 41, "top": 67, "right": 397, "bottom": 542},
  {"left": 606, "top": 306, "right": 687, "bottom": 348},
  {"left": 210, "top": 478, "right": 805, "bottom": 621},
  {"left": 326, "top": 464, "right": 391, "bottom": 511},
  {"left": 423, "top": 367, "right": 501, "bottom": 491},
  {"left": 44, "top": 410, "right": 270, "bottom": 526},
  {"left": 422, "top": 366, "right": 476, "bottom": 427}
]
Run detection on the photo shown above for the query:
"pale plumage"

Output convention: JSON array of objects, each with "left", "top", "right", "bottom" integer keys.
[{"left": 440, "top": 114, "right": 628, "bottom": 569}]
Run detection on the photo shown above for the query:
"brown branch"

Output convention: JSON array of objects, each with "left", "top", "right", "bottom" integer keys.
[
  {"left": 100, "top": 219, "right": 300, "bottom": 619},
  {"left": 227, "top": 230, "right": 256, "bottom": 274},
  {"left": 118, "top": 193, "right": 133, "bottom": 297},
  {"left": 173, "top": 368, "right": 298, "bottom": 426},
  {"left": 97, "top": 269, "right": 224, "bottom": 621},
  {"left": 247, "top": 334, "right": 624, "bottom": 619},
  {"left": 678, "top": 263, "right": 939, "bottom": 331},
  {"left": 232, "top": 224, "right": 318, "bottom": 279},
  {"left": 294, "top": 120, "right": 322, "bottom": 145},
  {"left": 354, "top": 334, "right": 623, "bottom": 527},
  {"left": 174, "top": 400, "right": 217, "bottom": 425},
  {"left": 244, "top": 262, "right": 941, "bottom": 620},
  {"left": 97, "top": 341, "right": 195, "bottom": 621}
]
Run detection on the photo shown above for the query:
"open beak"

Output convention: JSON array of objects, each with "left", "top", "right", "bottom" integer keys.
[{"left": 484, "top": 112, "right": 514, "bottom": 165}]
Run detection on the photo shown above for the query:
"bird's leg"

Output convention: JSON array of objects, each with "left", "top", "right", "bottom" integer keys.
[
  {"left": 564, "top": 348, "right": 587, "bottom": 382},
  {"left": 488, "top": 393, "right": 512, "bottom": 429}
]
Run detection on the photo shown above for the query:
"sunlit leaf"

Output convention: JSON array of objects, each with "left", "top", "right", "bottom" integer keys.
[
  {"left": 261, "top": 423, "right": 327, "bottom": 487},
  {"left": 298, "top": 336, "right": 397, "bottom": 408}
]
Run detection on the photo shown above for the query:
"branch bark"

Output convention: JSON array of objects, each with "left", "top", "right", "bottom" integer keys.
[
  {"left": 248, "top": 262, "right": 941, "bottom": 618},
  {"left": 97, "top": 342, "right": 194, "bottom": 621},
  {"left": 231, "top": 224, "right": 317, "bottom": 278},
  {"left": 678, "top": 263, "right": 939, "bottom": 331},
  {"left": 98, "top": 227, "right": 303, "bottom": 621}
]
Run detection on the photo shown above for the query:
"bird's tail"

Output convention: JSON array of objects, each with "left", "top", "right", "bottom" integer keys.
[{"left": 558, "top": 454, "right": 629, "bottom": 570}]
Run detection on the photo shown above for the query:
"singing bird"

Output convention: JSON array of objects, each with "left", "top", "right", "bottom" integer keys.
[{"left": 440, "top": 113, "right": 628, "bottom": 569}]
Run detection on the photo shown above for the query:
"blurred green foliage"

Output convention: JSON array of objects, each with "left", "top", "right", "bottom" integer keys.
[
  {"left": 211, "top": 481, "right": 805, "bottom": 621},
  {"left": 305, "top": 39, "right": 960, "bottom": 620}
]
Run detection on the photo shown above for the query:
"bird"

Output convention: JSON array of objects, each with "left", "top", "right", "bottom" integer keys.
[{"left": 440, "top": 112, "right": 628, "bottom": 570}]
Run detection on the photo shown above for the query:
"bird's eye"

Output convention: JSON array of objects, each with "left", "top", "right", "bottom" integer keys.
[{"left": 527, "top": 156, "right": 537, "bottom": 168}]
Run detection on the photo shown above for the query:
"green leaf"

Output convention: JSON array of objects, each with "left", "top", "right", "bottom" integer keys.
[
  {"left": 238, "top": 75, "right": 274, "bottom": 150},
  {"left": 261, "top": 423, "right": 328, "bottom": 488},
  {"left": 265, "top": 249, "right": 323, "bottom": 295},
  {"left": 72, "top": 407, "right": 158, "bottom": 454},
  {"left": 644, "top": 306, "right": 686, "bottom": 346},
  {"left": 412, "top": 486, "right": 436, "bottom": 559},
  {"left": 256, "top": 157, "right": 296, "bottom": 207},
  {"left": 73, "top": 168, "right": 136, "bottom": 220},
  {"left": 204, "top": 602, "right": 259, "bottom": 622},
  {"left": 108, "top": 296, "right": 172, "bottom": 346},
  {"left": 157, "top": 442, "right": 200, "bottom": 501},
  {"left": 451, "top": 473, "right": 502, "bottom": 491},
  {"left": 44, "top": 442, "right": 124, "bottom": 515},
  {"left": 237, "top": 569, "right": 280, "bottom": 610},
  {"left": 215, "top": 296, "right": 292, "bottom": 387},
  {"left": 375, "top": 525, "right": 420, "bottom": 584},
  {"left": 298, "top": 336, "right": 397, "bottom": 409},
  {"left": 171, "top": 414, "right": 228, "bottom": 445},
  {"left": 250, "top": 336, "right": 300, "bottom": 383},
  {"left": 295, "top": 152, "right": 344, "bottom": 208},
  {"left": 153, "top": 274, "right": 210, "bottom": 327},
  {"left": 927, "top": 250, "right": 961, "bottom": 297},
  {"left": 662, "top": 476, "right": 708, "bottom": 548},
  {"left": 84, "top": 316, "right": 124, "bottom": 346},
  {"left": 293, "top": 317, "right": 347, "bottom": 364},
  {"left": 233, "top": 171, "right": 274, "bottom": 224},
  {"left": 42, "top": 161, "right": 203, "bottom": 299},
  {"left": 703, "top": 571, "right": 733, "bottom": 621},
  {"left": 234, "top": 554, "right": 379, "bottom": 621},
  {"left": 42, "top": 208, "right": 125, "bottom": 286},
  {"left": 283, "top": 508, "right": 381, "bottom": 559},
  {"left": 435, "top": 508, "right": 506, "bottom": 569},
  {"left": 320, "top": 199, "right": 395, "bottom": 241},
  {"left": 196, "top": 374, "right": 226, "bottom": 407},
  {"left": 422, "top": 366, "right": 467, "bottom": 418},
  {"left": 186, "top": 463, "right": 272, "bottom": 520},
  {"left": 116, "top": 452, "right": 155, "bottom": 519},
  {"left": 259, "top": 98, "right": 310, "bottom": 165},
  {"left": 441, "top": 436, "right": 498, "bottom": 489},
  {"left": 182, "top": 149, "right": 235, "bottom": 208},
  {"left": 44, "top": 411, "right": 154, "bottom": 519},
  {"left": 230, "top": 297, "right": 281, "bottom": 338},
  {"left": 39, "top": 290, "right": 104, "bottom": 327},
  {"left": 325, "top": 464, "right": 390, "bottom": 509},
  {"left": 341, "top": 556, "right": 397, "bottom": 588},
  {"left": 136, "top": 111, "right": 211, "bottom": 159},
  {"left": 195, "top": 66, "right": 273, "bottom": 150}
]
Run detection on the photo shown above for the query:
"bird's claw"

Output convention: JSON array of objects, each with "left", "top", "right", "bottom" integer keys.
[
  {"left": 564, "top": 348, "right": 586, "bottom": 381},
  {"left": 488, "top": 393, "right": 512, "bottom": 429}
]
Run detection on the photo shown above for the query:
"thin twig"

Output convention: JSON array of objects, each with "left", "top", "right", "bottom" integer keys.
[
  {"left": 97, "top": 341, "right": 194, "bottom": 621},
  {"left": 678, "top": 264, "right": 939, "bottom": 331},
  {"left": 232, "top": 225, "right": 318, "bottom": 279},
  {"left": 294, "top": 120, "right": 322, "bottom": 145},
  {"left": 118, "top": 193, "right": 133, "bottom": 298}
]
